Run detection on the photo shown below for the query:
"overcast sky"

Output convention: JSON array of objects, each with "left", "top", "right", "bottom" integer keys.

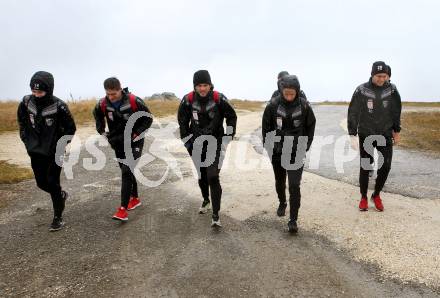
[{"left": 1, "top": 0, "right": 439, "bottom": 101}]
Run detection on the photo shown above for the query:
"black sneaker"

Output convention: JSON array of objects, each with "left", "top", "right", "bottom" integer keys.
[
  {"left": 211, "top": 214, "right": 222, "bottom": 228},
  {"left": 199, "top": 199, "right": 211, "bottom": 214},
  {"left": 277, "top": 202, "right": 287, "bottom": 217},
  {"left": 287, "top": 220, "right": 298, "bottom": 234},
  {"left": 49, "top": 217, "right": 65, "bottom": 232}
]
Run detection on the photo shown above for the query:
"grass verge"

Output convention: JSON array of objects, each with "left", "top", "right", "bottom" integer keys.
[
  {"left": 0, "top": 160, "right": 33, "bottom": 184},
  {"left": 400, "top": 111, "right": 440, "bottom": 154}
]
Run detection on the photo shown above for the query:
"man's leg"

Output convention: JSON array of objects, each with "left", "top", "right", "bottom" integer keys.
[
  {"left": 30, "top": 154, "right": 51, "bottom": 193},
  {"left": 271, "top": 159, "right": 287, "bottom": 206},
  {"left": 47, "top": 157, "right": 64, "bottom": 218},
  {"left": 130, "top": 142, "right": 144, "bottom": 199},
  {"left": 207, "top": 145, "right": 223, "bottom": 226},
  {"left": 194, "top": 142, "right": 211, "bottom": 214},
  {"left": 207, "top": 165, "right": 222, "bottom": 217},
  {"left": 359, "top": 136, "right": 374, "bottom": 198},
  {"left": 113, "top": 147, "right": 132, "bottom": 214},
  {"left": 373, "top": 140, "right": 393, "bottom": 197},
  {"left": 118, "top": 162, "right": 134, "bottom": 209},
  {"left": 287, "top": 166, "right": 304, "bottom": 223},
  {"left": 198, "top": 167, "right": 210, "bottom": 201}
]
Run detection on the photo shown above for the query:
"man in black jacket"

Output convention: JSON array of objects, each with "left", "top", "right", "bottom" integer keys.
[
  {"left": 93, "top": 77, "right": 153, "bottom": 221},
  {"left": 17, "top": 71, "right": 76, "bottom": 231},
  {"left": 177, "top": 70, "right": 237, "bottom": 228},
  {"left": 262, "top": 75, "right": 316, "bottom": 234},
  {"left": 348, "top": 61, "right": 402, "bottom": 212},
  {"left": 271, "top": 71, "right": 307, "bottom": 100}
]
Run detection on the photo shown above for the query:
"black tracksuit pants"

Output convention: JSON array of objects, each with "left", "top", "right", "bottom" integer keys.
[
  {"left": 30, "top": 154, "right": 64, "bottom": 218},
  {"left": 359, "top": 136, "right": 393, "bottom": 197},
  {"left": 271, "top": 159, "right": 304, "bottom": 222},
  {"left": 114, "top": 141, "right": 143, "bottom": 209},
  {"left": 188, "top": 139, "right": 223, "bottom": 216}
]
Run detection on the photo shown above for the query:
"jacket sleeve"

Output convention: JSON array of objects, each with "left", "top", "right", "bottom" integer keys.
[
  {"left": 177, "top": 97, "right": 192, "bottom": 141},
  {"left": 59, "top": 102, "right": 76, "bottom": 137},
  {"left": 262, "top": 103, "right": 273, "bottom": 145},
  {"left": 304, "top": 101, "right": 316, "bottom": 151},
  {"left": 17, "top": 100, "right": 28, "bottom": 143},
  {"left": 93, "top": 101, "right": 106, "bottom": 134},
  {"left": 220, "top": 95, "right": 237, "bottom": 137},
  {"left": 391, "top": 87, "right": 402, "bottom": 133},
  {"left": 347, "top": 87, "right": 361, "bottom": 136},
  {"left": 133, "top": 97, "right": 153, "bottom": 136}
]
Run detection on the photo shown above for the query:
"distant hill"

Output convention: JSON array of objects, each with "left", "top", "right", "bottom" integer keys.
[{"left": 145, "top": 92, "right": 180, "bottom": 101}]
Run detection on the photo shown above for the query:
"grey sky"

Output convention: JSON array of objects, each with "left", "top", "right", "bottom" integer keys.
[{"left": 1, "top": 0, "right": 439, "bottom": 101}]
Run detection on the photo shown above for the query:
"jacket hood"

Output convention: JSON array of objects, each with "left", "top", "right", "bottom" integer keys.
[{"left": 30, "top": 71, "right": 54, "bottom": 96}]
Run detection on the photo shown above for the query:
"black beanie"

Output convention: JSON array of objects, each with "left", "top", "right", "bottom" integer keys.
[
  {"left": 193, "top": 70, "right": 212, "bottom": 87},
  {"left": 371, "top": 61, "right": 391, "bottom": 77},
  {"left": 277, "top": 71, "right": 289, "bottom": 80}
]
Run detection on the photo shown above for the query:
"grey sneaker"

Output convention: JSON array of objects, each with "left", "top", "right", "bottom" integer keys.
[
  {"left": 49, "top": 217, "right": 65, "bottom": 232},
  {"left": 211, "top": 214, "right": 222, "bottom": 228},
  {"left": 199, "top": 200, "right": 211, "bottom": 214}
]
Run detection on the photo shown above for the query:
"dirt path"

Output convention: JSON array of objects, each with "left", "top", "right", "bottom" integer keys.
[{"left": 0, "top": 111, "right": 439, "bottom": 297}]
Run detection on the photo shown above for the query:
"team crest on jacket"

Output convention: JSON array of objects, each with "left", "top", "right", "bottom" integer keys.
[
  {"left": 108, "top": 111, "right": 114, "bottom": 121},
  {"left": 383, "top": 100, "right": 389, "bottom": 108},
  {"left": 276, "top": 117, "right": 283, "bottom": 129},
  {"left": 367, "top": 99, "right": 374, "bottom": 112},
  {"left": 192, "top": 111, "right": 199, "bottom": 121},
  {"left": 45, "top": 118, "right": 54, "bottom": 126}
]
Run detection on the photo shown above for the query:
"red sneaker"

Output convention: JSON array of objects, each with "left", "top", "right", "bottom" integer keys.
[
  {"left": 112, "top": 207, "right": 128, "bottom": 221},
  {"left": 127, "top": 197, "right": 141, "bottom": 211},
  {"left": 372, "top": 194, "right": 384, "bottom": 212},
  {"left": 359, "top": 196, "right": 368, "bottom": 211}
]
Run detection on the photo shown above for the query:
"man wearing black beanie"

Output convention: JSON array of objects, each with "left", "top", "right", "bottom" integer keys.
[
  {"left": 177, "top": 70, "right": 237, "bottom": 228},
  {"left": 17, "top": 71, "right": 77, "bottom": 231},
  {"left": 348, "top": 61, "right": 402, "bottom": 212}
]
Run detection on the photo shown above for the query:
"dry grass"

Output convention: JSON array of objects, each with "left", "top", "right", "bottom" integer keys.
[
  {"left": 146, "top": 100, "right": 180, "bottom": 117},
  {"left": 0, "top": 160, "right": 33, "bottom": 184},
  {"left": 0, "top": 101, "right": 20, "bottom": 133},
  {"left": 68, "top": 99, "right": 97, "bottom": 125},
  {"left": 317, "top": 101, "right": 349, "bottom": 105},
  {"left": 229, "top": 99, "right": 264, "bottom": 112},
  {"left": 400, "top": 111, "right": 440, "bottom": 154},
  {"left": 402, "top": 102, "right": 440, "bottom": 107}
]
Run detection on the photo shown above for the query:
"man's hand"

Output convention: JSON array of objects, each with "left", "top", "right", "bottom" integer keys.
[
  {"left": 350, "top": 135, "right": 359, "bottom": 151},
  {"left": 392, "top": 131, "right": 400, "bottom": 145}
]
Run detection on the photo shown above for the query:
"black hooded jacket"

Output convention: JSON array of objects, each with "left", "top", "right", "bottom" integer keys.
[
  {"left": 17, "top": 71, "right": 77, "bottom": 156},
  {"left": 348, "top": 78, "right": 402, "bottom": 138},
  {"left": 262, "top": 94, "right": 316, "bottom": 161},
  {"left": 93, "top": 89, "right": 153, "bottom": 149},
  {"left": 177, "top": 90, "right": 237, "bottom": 144}
]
